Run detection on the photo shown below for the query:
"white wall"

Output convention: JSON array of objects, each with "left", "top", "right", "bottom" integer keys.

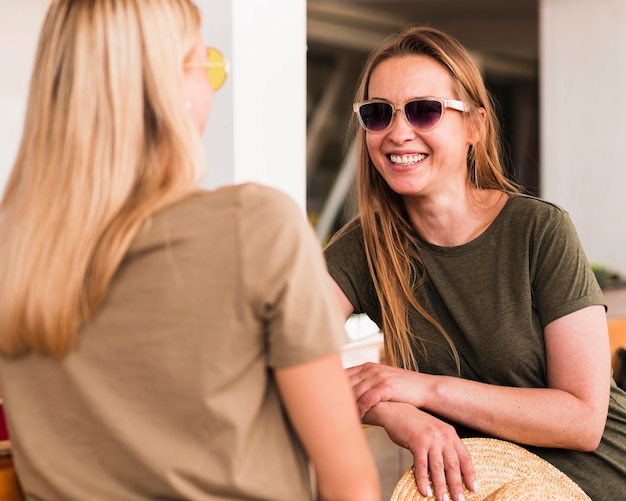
[
  {"left": 0, "top": 0, "right": 307, "bottom": 211},
  {"left": 0, "top": 0, "right": 48, "bottom": 193},
  {"left": 200, "top": 0, "right": 307, "bottom": 210},
  {"left": 540, "top": 0, "right": 626, "bottom": 274}
]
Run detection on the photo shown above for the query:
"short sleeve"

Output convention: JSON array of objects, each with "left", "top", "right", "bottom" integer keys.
[
  {"left": 237, "top": 184, "right": 347, "bottom": 368},
  {"left": 530, "top": 207, "right": 605, "bottom": 326}
]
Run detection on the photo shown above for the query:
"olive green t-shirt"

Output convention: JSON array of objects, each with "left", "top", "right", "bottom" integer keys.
[
  {"left": 1, "top": 183, "right": 347, "bottom": 500},
  {"left": 325, "top": 193, "right": 626, "bottom": 499}
]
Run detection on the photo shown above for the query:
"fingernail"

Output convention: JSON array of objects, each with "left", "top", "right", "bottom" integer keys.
[
  {"left": 426, "top": 486, "right": 433, "bottom": 497},
  {"left": 472, "top": 480, "right": 480, "bottom": 492},
  {"left": 442, "top": 494, "right": 450, "bottom": 501},
  {"left": 458, "top": 494, "right": 466, "bottom": 501}
]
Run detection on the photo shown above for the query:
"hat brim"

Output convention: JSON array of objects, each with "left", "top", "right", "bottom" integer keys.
[{"left": 390, "top": 437, "right": 590, "bottom": 500}]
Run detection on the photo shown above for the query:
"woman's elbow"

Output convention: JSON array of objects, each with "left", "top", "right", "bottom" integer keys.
[
  {"left": 571, "top": 409, "right": 607, "bottom": 452},
  {"left": 576, "top": 425, "right": 604, "bottom": 452}
]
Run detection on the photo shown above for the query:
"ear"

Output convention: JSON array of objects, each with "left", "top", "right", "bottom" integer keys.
[{"left": 467, "top": 107, "right": 486, "bottom": 145}]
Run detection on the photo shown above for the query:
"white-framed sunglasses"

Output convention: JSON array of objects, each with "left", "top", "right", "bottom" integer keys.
[{"left": 353, "top": 97, "right": 468, "bottom": 133}]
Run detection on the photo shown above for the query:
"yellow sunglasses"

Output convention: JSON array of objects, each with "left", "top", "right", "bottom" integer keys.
[{"left": 186, "top": 47, "right": 230, "bottom": 91}]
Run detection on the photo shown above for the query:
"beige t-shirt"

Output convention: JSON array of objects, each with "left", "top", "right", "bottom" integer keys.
[{"left": 0, "top": 184, "right": 347, "bottom": 500}]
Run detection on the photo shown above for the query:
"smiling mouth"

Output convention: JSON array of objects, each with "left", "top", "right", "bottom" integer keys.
[{"left": 389, "top": 153, "right": 427, "bottom": 166}]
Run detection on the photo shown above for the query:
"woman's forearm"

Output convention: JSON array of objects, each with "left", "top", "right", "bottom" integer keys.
[
  {"left": 276, "top": 353, "right": 380, "bottom": 501},
  {"left": 422, "top": 375, "right": 606, "bottom": 450},
  {"left": 421, "top": 307, "right": 610, "bottom": 450}
]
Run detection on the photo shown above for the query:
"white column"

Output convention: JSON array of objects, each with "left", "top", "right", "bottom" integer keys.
[
  {"left": 0, "top": 0, "right": 48, "bottom": 193},
  {"left": 199, "top": 0, "right": 307, "bottom": 212},
  {"left": 540, "top": 0, "right": 626, "bottom": 274}
]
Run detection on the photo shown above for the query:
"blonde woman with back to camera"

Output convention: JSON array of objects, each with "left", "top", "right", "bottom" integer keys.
[{"left": 0, "top": 1, "right": 380, "bottom": 500}]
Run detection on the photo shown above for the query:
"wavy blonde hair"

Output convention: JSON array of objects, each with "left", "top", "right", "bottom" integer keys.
[
  {"left": 0, "top": 0, "right": 205, "bottom": 357},
  {"left": 341, "top": 26, "right": 519, "bottom": 371}
]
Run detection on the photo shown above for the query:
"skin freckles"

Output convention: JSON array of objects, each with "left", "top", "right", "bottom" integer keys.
[
  {"left": 326, "top": 25, "right": 620, "bottom": 501},
  {"left": 365, "top": 55, "right": 473, "bottom": 201}
]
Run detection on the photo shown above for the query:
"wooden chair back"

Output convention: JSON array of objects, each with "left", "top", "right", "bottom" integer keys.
[
  {"left": 608, "top": 317, "right": 626, "bottom": 388},
  {"left": 0, "top": 456, "right": 23, "bottom": 501}
]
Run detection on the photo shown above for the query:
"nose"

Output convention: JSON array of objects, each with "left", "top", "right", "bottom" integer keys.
[{"left": 387, "top": 105, "right": 417, "bottom": 143}]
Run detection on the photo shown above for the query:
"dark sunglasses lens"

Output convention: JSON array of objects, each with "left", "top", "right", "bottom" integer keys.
[
  {"left": 358, "top": 102, "right": 393, "bottom": 131},
  {"left": 405, "top": 100, "right": 443, "bottom": 130}
]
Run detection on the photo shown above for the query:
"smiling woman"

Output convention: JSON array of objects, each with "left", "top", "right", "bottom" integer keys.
[{"left": 324, "top": 24, "right": 626, "bottom": 501}]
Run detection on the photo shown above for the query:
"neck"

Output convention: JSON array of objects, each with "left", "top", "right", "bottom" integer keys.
[{"left": 403, "top": 188, "right": 507, "bottom": 247}]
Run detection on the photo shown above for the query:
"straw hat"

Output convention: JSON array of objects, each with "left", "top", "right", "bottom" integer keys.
[{"left": 390, "top": 437, "right": 591, "bottom": 501}]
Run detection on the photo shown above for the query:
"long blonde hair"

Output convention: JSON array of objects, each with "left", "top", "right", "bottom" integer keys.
[
  {"left": 0, "top": 0, "right": 206, "bottom": 357},
  {"left": 342, "top": 26, "right": 519, "bottom": 371}
]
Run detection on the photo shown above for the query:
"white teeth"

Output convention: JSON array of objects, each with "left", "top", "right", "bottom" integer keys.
[{"left": 390, "top": 153, "right": 427, "bottom": 165}]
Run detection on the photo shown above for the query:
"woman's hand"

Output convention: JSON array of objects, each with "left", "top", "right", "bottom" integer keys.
[
  {"left": 365, "top": 402, "right": 477, "bottom": 501},
  {"left": 347, "top": 362, "right": 427, "bottom": 418}
]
